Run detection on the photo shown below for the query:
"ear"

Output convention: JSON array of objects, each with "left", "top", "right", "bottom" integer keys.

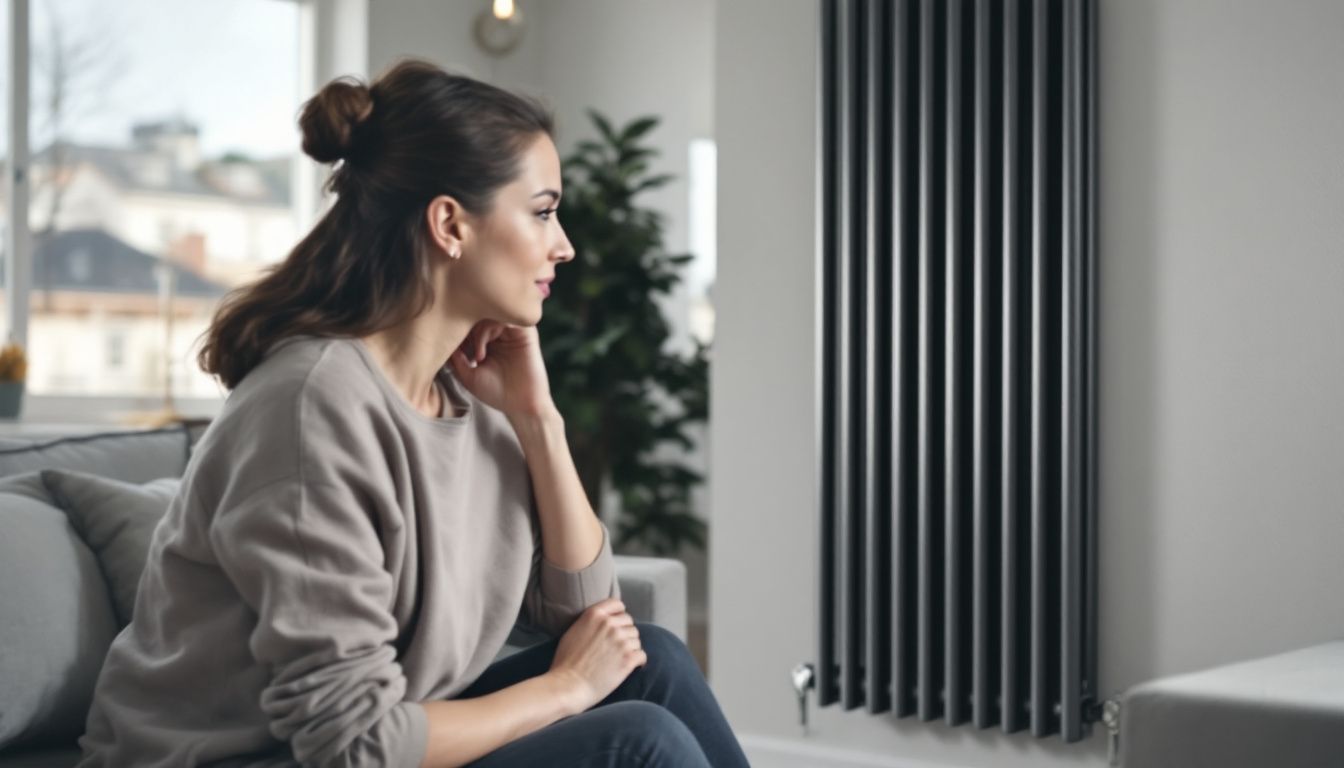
[{"left": 424, "top": 194, "right": 474, "bottom": 259}]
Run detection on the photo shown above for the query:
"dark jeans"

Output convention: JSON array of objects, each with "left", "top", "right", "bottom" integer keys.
[{"left": 452, "top": 622, "right": 752, "bottom": 767}]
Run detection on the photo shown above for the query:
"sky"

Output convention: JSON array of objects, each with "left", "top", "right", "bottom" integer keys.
[{"left": 2, "top": 0, "right": 301, "bottom": 160}]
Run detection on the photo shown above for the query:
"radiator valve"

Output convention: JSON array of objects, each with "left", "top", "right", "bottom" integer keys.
[
  {"left": 791, "top": 662, "right": 816, "bottom": 733},
  {"left": 1101, "top": 698, "right": 1122, "bottom": 766}
]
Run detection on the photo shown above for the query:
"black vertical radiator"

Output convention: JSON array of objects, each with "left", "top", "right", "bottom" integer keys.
[{"left": 802, "top": 0, "right": 1099, "bottom": 743}]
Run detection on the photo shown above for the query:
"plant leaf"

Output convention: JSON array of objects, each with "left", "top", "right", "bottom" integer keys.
[
  {"left": 588, "top": 109, "right": 620, "bottom": 147},
  {"left": 620, "top": 116, "right": 660, "bottom": 143}
]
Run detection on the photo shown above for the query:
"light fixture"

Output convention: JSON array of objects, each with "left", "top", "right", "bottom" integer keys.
[{"left": 473, "top": 0, "right": 525, "bottom": 57}]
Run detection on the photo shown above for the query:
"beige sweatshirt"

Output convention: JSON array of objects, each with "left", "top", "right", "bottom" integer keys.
[{"left": 75, "top": 334, "right": 620, "bottom": 768}]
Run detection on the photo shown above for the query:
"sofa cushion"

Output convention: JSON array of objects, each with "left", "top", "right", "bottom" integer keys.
[
  {"left": 0, "top": 473, "right": 119, "bottom": 752},
  {"left": 0, "top": 427, "right": 191, "bottom": 484},
  {"left": 41, "top": 470, "right": 181, "bottom": 629}
]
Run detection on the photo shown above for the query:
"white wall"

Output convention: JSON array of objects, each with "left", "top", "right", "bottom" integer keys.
[
  {"left": 713, "top": 0, "right": 1344, "bottom": 766},
  {"left": 366, "top": 0, "right": 545, "bottom": 88}
]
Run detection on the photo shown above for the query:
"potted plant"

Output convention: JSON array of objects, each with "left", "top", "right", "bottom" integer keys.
[
  {"left": 0, "top": 340, "right": 28, "bottom": 418},
  {"left": 539, "top": 110, "right": 711, "bottom": 558}
]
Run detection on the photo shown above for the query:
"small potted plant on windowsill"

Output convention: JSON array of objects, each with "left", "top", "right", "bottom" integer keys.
[{"left": 0, "top": 340, "right": 28, "bottom": 419}]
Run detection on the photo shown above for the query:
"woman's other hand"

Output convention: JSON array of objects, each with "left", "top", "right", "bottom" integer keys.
[{"left": 547, "top": 598, "right": 646, "bottom": 713}]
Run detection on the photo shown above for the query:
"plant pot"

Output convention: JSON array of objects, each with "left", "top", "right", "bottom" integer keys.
[{"left": 0, "top": 381, "right": 25, "bottom": 419}]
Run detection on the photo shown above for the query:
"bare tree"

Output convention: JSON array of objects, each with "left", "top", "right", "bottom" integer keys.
[
  {"left": 32, "top": 0, "right": 126, "bottom": 227},
  {"left": 30, "top": 0, "right": 126, "bottom": 306}
]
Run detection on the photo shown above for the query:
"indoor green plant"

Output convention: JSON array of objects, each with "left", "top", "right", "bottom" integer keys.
[
  {"left": 0, "top": 340, "right": 28, "bottom": 419},
  {"left": 540, "top": 111, "right": 710, "bottom": 557}
]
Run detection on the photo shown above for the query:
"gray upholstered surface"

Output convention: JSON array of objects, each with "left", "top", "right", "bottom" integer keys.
[
  {"left": 612, "top": 554, "right": 688, "bottom": 642},
  {"left": 1122, "top": 641, "right": 1344, "bottom": 767},
  {"left": 0, "top": 427, "right": 191, "bottom": 484},
  {"left": 0, "top": 473, "right": 119, "bottom": 753},
  {"left": 41, "top": 471, "right": 182, "bottom": 628}
]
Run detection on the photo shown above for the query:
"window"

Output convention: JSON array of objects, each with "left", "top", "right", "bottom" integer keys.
[
  {"left": 687, "top": 138, "right": 716, "bottom": 346},
  {"left": 13, "top": 0, "right": 305, "bottom": 401},
  {"left": 106, "top": 328, "right": 125, "bottom": 369}
]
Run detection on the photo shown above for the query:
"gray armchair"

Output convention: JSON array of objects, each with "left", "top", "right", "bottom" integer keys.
[{"left": 0, "top": 423, "right": 687, "bottom": 766}]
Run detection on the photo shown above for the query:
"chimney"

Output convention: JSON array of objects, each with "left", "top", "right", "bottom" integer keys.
[
  {"left": 167, "top": 233, "right": 207, "bottom": 276},
  {"left": 132, "top": 117, "right": 201, "bottom": 173}
]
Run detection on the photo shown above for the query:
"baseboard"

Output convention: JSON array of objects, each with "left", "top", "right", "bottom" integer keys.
[{"left": 738, "top": 733, "right": 975, "bottom": 768}]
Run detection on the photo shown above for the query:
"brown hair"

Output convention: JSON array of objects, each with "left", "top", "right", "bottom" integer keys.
[{"left": 197, "top": 58, "right": 554, "bottom": 390}]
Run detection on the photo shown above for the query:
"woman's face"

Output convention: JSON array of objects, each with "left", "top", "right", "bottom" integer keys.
[{"left": 448, "top": 133, "right": 575, "bottom": 327}]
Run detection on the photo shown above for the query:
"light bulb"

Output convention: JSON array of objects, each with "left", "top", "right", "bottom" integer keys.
[{"left": 493, "top": 0, "right": 516, "bottom": 20}]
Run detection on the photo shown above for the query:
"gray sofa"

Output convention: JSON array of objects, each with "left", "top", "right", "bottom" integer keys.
[{"left": 0, "top": 423, "right": 687, "bottom": 767}]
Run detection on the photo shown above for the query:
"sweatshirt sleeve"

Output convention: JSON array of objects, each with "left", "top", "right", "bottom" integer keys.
[
  {"left": 208, "top": 476, "right": 428, "bottom": 768},
  {"left": 521, "top": 518, "right": 622, "bottom": 637}
]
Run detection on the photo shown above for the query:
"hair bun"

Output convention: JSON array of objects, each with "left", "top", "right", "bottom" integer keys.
[{"left": 299, "top": 76, "right": 374, "bottom": 164}]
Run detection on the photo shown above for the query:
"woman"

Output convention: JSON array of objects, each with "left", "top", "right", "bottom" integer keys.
[{"left": 75, "top": 58, "right": 750, "bottom": 768}]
